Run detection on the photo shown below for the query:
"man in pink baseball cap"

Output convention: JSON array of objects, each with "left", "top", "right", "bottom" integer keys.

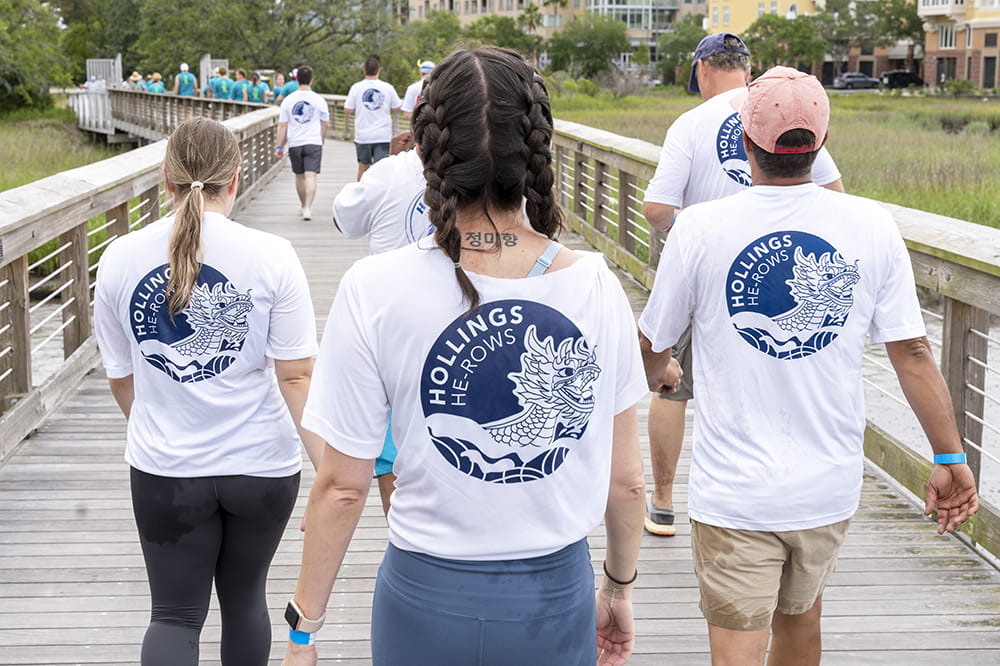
[{"left": 639, "top": 65, "right": 979, "bottom": 665}]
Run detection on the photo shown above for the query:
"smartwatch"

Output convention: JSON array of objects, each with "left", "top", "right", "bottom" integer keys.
[{"left": 285, "top": 599, "right": 326, "bottom": 633}]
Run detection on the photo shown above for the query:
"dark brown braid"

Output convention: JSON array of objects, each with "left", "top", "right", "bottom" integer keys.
[{"left": 411, "top": 47, "right": 564, "bottom": 312}]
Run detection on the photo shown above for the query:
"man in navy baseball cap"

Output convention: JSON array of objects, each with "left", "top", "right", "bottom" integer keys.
[{"left": 689, "top": 32, "right": 751, "bottom": 94}]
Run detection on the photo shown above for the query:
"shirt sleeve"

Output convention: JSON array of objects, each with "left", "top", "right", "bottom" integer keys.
[
  {"left": 344, "top": 85, "right": 357, "bottom": 111},
  {"left": 638, "top": 215, "right": 695, "bottom": 352},
  {"left": 401, "top": 85, "right": 419, "bottom": 113},
  {"left": 278, "top": 99, "right": 290, "bottom": 123},
  {"left": 868, "top": 223, "right": 926, "bottom": 344},
  {"left": 332, "top": 179, "right": 375, "bottom": 240},
  {"left": 390, "top": 86, "right": 402, "bottom": 110},
  {"left": 92, "top": 245, "right": 134, "bottom": 378},
  {"left": 811, "top": 146, "right": 842, "bottom": 187},
  {"left": 301, "top": 268, "right": 388, "bottom": 459},
  {"left": 642, "top": 118, "right": 693, "bottom": 208},
  {"left": 266, "top": 242, "right": 319, "bottom": 360}
]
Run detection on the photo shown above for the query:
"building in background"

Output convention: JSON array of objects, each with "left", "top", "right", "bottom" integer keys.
[{"left": 920, "top": 0, "right": 1000, "bottom": 88}]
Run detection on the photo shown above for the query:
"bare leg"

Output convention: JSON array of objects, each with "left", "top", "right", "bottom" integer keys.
[
  {"left": 708, "top": 623, "right": 769, "bottom": 666},
  {"left": 767, "top": 596, "right": 823, "bottom": 666},
  {"left": 648, "top": 397, "right": 686, "bottom": 509},
  {"left": 357, "top": 163, "right": 370, "bottom": 181},
  {"left": 294, "top": 173, "right": 307, "bottom": 208},
  {"left": 302, "top": 172, "right": 317, "bottom": 211},
  {"left": 376, "top": 472, "right": 396, "bottom": 517}
]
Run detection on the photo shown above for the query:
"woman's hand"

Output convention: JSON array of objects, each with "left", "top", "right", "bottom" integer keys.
[
  {"left": 282, "top": 641, "right": 318, "bottom": 666},
  {"left": 596, "top": 581, "right": 635, "bottom": 665}
]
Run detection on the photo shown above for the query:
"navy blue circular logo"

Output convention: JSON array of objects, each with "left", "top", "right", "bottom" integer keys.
[
  {"left": 129, "top": 264, "right": 254, "bottom": 382},
  {"left": 420, "top": 300, "right": 600, "bottom": 484},
  {"left": 726, "top": 232, "right": 859, "bottom": 359},
  {"left": 404, "top": 190, "right": 433, "bottom": 243},
  {"left": 716, "top": 112, "right": 751, "bottom": 187},
  {"left": 361, "top": 88, "right": 385, "bottom": 111},
  {"left": 292, "top": 100, "right": 315, "bottom": 124}
]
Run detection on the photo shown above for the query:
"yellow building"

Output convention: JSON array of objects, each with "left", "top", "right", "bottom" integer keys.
[
  {"left": 920, "top": 0, "right": 1000, "bottom": 87},
  {"left": 705, "top": 0, "right": 819, "bottom": 35}
]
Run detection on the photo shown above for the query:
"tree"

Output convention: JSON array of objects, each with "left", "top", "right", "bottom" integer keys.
[
  {"left": 743, "top": 14, "right": 826, "bottom": 72},
  {"left": 379, "top": 11, "right": 462, "bottom": 90},
  {"left": 463, "top": 15, "right": 542, "bottom": 58},
  {"left": 876, "top": 0, "right": 924, "bottom": 69},
  {"left": 542, "top": 0, "right": 568, "bottom": 29},
  {"left": 547, "top": 13, "right": 630, "bottom": 78},
  {"left": 0, "top": 0, "right": 69, "bottom": 111},
  {"left": 809, "top": 0, "right": 889, "bottom": 76},
  {"left": 518, "top": 4, "right": 543, "bottom": 34},
  {"left": 655, "top": 14, "right": 705, "bottom": 86}
]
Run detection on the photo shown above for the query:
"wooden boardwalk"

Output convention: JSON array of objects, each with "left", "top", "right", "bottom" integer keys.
[{"left": 1, "top": 139, "right": 999, "bottom": 665}]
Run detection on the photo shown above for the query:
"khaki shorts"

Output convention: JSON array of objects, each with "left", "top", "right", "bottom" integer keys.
[{"left": 690, "top": 518, "right": 851, "bottom": 631}]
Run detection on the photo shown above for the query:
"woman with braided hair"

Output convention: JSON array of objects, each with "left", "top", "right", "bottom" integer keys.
[
  {"left": 283, "top": 47, "right": 646, "bottom": 666},
  {"left": 94, "top": 117, "right": 325, "bottom": 664}
]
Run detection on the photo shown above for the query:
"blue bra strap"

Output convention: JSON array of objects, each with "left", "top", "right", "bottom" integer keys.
[{"left": 526, "top": 241, "right": 563, "bottom": 278}]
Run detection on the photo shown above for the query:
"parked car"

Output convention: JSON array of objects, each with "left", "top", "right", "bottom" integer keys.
[
  {"left": 881, "top": 70, "right": 925, "bottom": 89},
  {"left": 833, "top": 72, "right": 880, "bottom": 89}
]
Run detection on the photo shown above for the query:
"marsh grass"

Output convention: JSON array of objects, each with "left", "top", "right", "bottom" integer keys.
[
  {"left": 551, "top": 90, "right": 1000, "bottom": 228},
  {"left": 0, "top": 108, "right": 125, "bottom": 192}
]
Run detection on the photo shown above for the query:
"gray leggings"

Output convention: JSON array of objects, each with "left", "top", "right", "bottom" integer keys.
[{"left": 130, "top": 467, "right": 299, "bottom": 665}]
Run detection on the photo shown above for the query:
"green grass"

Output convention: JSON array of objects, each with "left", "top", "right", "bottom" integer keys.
[
  {"left": 551, "top": 89, "right": 1000, "bottom": 229},
  {"left": 0, "top": 107, "right": 125, "bottom": 193}
]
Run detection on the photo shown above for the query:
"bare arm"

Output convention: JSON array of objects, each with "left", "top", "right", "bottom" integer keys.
[
  {"left": 822, "top": 178, "right": 846, "bottom": 193},
  {"left": 274, "top": 357, "right": 326, "bottom": 471},
  {"left": 321, "top": 120, "right": 329, "bottom": 140},
  {"left": 642, "top": 202, "right": 676, "bottom": 233},
  {"left": 275, "top": 123, "right": 288, "bottom": 157},
  {"left": 886, "top": 337, "right": 980, "bottom": 533},
  {"left": 596, "top": 406, "right": 645, "bottom": 665},
  {"left": 282, "top": 446, "right": 374, "bottom": 664},
  {"left": 638, "top": 330, "right": 682, "bottom": 396},
  {"left": 108, "top": 376, "right": 135, "bottom": 419}
]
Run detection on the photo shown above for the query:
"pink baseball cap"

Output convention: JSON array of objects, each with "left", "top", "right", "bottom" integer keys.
[{"left": 741, "top": 66, "right": 829, "bottom": 154}]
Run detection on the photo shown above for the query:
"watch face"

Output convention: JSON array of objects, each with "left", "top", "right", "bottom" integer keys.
[{"left": 284, "top": 602, "right": 299, "bottom": 630}]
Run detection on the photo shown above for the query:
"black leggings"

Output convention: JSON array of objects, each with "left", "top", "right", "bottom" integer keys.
[{"left": 130, "top": 468, "right": 300, "bottom": 666}]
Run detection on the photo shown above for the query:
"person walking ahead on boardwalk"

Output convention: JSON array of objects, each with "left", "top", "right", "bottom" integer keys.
[
  {"left": 344, "top": 56, "right": 402, "bottom": 180},
  {"left": 275, "top": 65, "right": 329, "bottom": 221},
  {"left": 640, "top": 32, "right": 845, "bottom": 538},
  {"left": 173, "top": 63, "right": 197, "bottom": 96},
  {"left": 281, "top": 46, "right": 647, "bottom": 666},
  {"left": 639, "top": 66, "right": 979, "bottom": 666},
  {"left": 94, "top": 117, "right": 325, "bottom": 665}
]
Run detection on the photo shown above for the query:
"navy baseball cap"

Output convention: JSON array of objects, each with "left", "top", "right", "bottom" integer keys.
[{"left": 689, "top": 32, "right": 751, "bottom": 94}]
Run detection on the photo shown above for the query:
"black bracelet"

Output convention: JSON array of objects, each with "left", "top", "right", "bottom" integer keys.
[{"left": 603, "top": 560, "right": 637, "bottom": 586}]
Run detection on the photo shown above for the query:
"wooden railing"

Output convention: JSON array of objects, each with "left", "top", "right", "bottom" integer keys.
[
  {"left": 551, "top": 118, "right": 1000, "bottom": 558},
  {"left": 0, "top": 103, "right": 284, "bottom": 461}
]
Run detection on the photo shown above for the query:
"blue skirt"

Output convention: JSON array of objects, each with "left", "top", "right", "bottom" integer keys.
[{"left": 371, "top": 539, "right": 598, "bottom": 665}]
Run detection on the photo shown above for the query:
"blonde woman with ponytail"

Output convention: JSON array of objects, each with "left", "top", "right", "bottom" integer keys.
[
  {"left": 283, "top": 47, "right": 646, "bottom": 666},
  {"left": 94, "top": 117, "right": 324, "bottom": 666}
]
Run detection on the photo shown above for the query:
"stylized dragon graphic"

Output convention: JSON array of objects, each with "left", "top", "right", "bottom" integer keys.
[
  {"left": 773, "top": 246, "right": 859, "bottom": 334},
  {"left": 171, "top": 281, "right": 253, "bottom": 356},
  {"left": 483, "top": 325, "right": 600, "bottom": 449}
]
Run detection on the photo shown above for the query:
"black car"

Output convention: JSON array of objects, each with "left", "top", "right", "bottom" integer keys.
[{"left": 881, "top": 70, "right": 924, "bottom": 89}]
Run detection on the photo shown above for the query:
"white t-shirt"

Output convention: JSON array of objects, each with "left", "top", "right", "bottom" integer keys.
[
  {"left": 344, "top": 78, "right": 402, "bottom": 144},
  {"left": 643, "top": 87, "right": 841, "bottom": 210},
  {"left": 639, "top": 184, "right": 925, "bottom": 531},
  {"left": 278, "top": 89, "right": 330, "bottom": 148},
  {"left": 94, "top": 212, "right": 318, "bottom": 478},
  {"left": 332, "top": 149, "right": 431, "bottom": 254},
  {"left": 302, "top": 244, "right": 648, "bottom": 560},
  {"left": 401, "top": 79, "right": 423, "bottom": 114}
]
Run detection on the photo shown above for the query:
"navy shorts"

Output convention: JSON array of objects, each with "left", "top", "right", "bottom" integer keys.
[
  {"left": 289, "top": 144, "right": 322, "bottom": 174},
  {"left": 355, "top": 142, "right": 390, "bottom": 165}
]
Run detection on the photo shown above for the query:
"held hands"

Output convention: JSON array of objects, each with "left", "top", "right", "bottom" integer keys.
[
  {"left": 596, "top": 580, "right": 635, "bottom": 665},
  {"left": 390, "top": 130, "right": 414, "bottom": 155},
  {"left": 650, "top": 356, "right": 683, "bottom": 397},
  {"left": 924, "top": 463, "right": 980, "bottom": 534}
]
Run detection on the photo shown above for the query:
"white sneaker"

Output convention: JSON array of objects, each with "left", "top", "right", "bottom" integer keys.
[{"left": 301, "top": 208, "right": 311, "bottom": 220}]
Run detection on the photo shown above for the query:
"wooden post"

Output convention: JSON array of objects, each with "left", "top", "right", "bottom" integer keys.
[
  {"left": 139, "top": 184, "right": 161, "bottom": 227},
  {"left": 58, "top": 223, "right": 92, "bottom": 358},
  {"left": 573, "top": 149, "right": 587, "bottom": 223},
  {"left": 0, "top": 257, "right": 31, "bottom": 409},
  {"left": 592, "top": 161, "right": 607, "bottom": 234},
  {"left": 940, "top": 297, "right": 991, "bottom": 486},
  {"left": 554, "top": 145, "right": 568, "bottom": 209},
  {"left": 618, "top": 171, "right": 636, "bottom": 255}
]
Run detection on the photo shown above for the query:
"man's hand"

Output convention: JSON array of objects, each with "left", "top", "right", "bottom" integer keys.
[
  {"left": 391, "top": 130, "right": 414, "bottom": 155},
  {"left": 925, "top": 462, "right": 980, "bottom": 534},
  {"left": 639, "top": 332, "right": 683, "bottom": 395}
]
